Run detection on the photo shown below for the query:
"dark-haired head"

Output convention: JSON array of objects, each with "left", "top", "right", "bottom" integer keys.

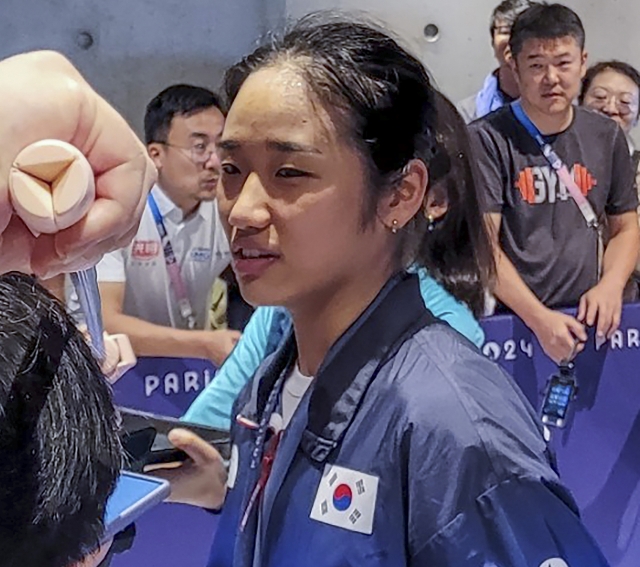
[
  {"left": 490, "top": 0, "right": 535, "bottom": 37},
  {"left": 509, "top": 4, "right": 587, "bottom": 122},
  {"left": 219, "top": 15, "right": 493, "bottom": 316},
  {"left": 580, "top": 61, "right": 640, "bottom": 133},
  {"left": 0, "top": 272, "right": 121, "bottom": 567},
  {"left": 145, "top": 84, "right": 226, "bottom": 214},
  {"left": 144, "top": 84, "right": 224, "bottom": 145},
  {"left": 509, "top": 3, "right": 585, "bottom": 60}
]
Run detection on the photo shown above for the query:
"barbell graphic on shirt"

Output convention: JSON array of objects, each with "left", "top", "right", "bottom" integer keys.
[{"left": 8, "top": 139, "right": 136, "bottom": 383}]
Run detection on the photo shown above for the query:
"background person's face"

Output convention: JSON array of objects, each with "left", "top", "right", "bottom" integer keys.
[
  {"left": 492, "top": 19, "right": 512, "bottom": 66},
  {"left": 514, "top": 36, "right": 587, "bottom": 117},
  {"left": 217, "top": 65, "right": 394, "bottom": 310},
  {"left": 583, "top": 69, "right": 640, "bottom": 134},
  {"left": 150, "top": 107, "right": 225, "bottom": 209}
]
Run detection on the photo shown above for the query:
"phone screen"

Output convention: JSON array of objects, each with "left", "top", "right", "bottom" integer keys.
[
  {"left": 542, "top": 379, "right": 575, "bottom": 420},
  {"left": 103, "top": 471, "right": 170, "bottom": 541}
]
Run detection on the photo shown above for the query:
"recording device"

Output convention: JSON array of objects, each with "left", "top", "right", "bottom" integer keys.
[
  {"left": 118, "top": 406, "right": 231, "bottom": 471},
  {"left": 540, "top": 365, "right": 578, "bottom": 428}
]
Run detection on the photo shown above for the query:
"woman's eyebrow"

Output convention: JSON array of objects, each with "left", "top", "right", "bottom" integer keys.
[{"left": 217, "top": 138, "right": 322, "bottom": 155}]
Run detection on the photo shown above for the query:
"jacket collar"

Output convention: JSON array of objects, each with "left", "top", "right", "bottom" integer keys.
[{"left": 256, "top": 271, "right": 437, "bottom": 463}]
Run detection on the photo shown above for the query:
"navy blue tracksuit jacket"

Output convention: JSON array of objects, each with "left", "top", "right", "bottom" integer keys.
[{"left": 207, "top": 272, "right": 608, "bottom": 567}]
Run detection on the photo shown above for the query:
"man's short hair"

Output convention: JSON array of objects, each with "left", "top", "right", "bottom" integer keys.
[
  {"left": 144, "top": 84, "right": 224, "bottom": 144},
  {"left": 509, "top": 3, "right": 586, "bottom": 60},
  {"left": 579, "top": 60, "right": 640, "bottom": 118},
  {"left": 490, "top": 0, "right": 535, "bottom": 37},
  {"left": 0, "top": 272, "right": 122, "bottom": 567}
]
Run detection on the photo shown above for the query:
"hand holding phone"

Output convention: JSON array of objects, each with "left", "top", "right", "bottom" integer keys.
[
  {"left": 118, "top": 406, "right": 230, "bottom": 471},
  {"left": 150, "top": 428, "right": 228, "bottom": 510}
]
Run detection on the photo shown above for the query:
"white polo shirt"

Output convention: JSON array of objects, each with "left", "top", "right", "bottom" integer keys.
[{"left": 94, "top": 185, "right": 231, "bottom": 330}]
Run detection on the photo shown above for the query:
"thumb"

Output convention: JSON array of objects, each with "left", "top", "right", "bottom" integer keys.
[{"left": 168, "top": 428, "right": 221, "bottom": 467}]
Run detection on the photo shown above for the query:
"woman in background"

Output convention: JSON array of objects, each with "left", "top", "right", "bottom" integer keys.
[{"left": 580, "top": 60, "right": 640, "bottom": 295}]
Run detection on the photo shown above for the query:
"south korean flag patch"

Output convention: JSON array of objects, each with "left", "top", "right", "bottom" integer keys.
[{"left": 310, "top": 464, "right": 379, "bottom": 535}]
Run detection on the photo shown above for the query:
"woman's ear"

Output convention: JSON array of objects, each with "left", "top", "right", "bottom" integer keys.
[
  {"left": 377, "top": 159, "right": 428, "bottom": 231},
  {"left": 423, "top": 183, "right": 449, "bottom": 221}
]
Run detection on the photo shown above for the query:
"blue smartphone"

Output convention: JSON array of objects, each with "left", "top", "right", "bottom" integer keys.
[{"left": 102, "top": 471, "right": 170, "bottom": 542}]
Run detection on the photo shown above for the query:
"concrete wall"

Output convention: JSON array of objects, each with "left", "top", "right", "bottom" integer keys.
[
  {"left": 0, "top": 0, "right": 281, "bottom": 134},
  {"left": 2, "top": 1, "right": 637, "bottom": 136},
  {"left": 284, "top": 0, "right": 640, "bottom": 109}
]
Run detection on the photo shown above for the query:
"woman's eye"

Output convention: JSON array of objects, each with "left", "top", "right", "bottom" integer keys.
[
  {"left": 276, "top": 167, "right": 309, "bottom": 179},
  {"left": 222, "top": 163, "right": 240, "bottom": 175}
]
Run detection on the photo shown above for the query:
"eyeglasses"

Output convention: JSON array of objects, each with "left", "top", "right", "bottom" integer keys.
[
  {"left": 157, "top": 140, "right": 217, "bottom": 165},
  {"left": 585, "top": 89, "right": 639, "bottom": 117},
  {"left": 493, "top": 25, "right": 511, "bottom": 36}
]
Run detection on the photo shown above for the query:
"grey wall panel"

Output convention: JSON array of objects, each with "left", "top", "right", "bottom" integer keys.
[{"left": 0, "top": 0, "right": 285, "bottom": 133}]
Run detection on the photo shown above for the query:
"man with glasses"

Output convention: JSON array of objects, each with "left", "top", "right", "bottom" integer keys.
[
  {"left": 458, "top": 0, "right": 533, "bottom": 123},
  {"left": 97, "top": 85, "right": 239, "bottom": 365}
]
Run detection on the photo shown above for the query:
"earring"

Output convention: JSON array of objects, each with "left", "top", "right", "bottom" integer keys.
[
  {"left": 427, "top": 214, "right": 435, "bottom": 232},
  {"left": 391, "top": 219, "right": 399, "bottom": 234}
]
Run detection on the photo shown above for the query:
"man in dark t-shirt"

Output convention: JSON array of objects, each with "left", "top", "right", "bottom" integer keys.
[{"left": 470, "top": 3, "right": 639, "bottom": 364}]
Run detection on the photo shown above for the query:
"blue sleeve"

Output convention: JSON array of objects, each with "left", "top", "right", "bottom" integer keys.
[
  {"left": 415, "top": 268, "right": 485, "bottom": 347},
  {"left": 413, "top": 478, "right": 609, "bottom": 566},
  {"left": 182, "top": 306, "right": 286, "bottom": 429}
]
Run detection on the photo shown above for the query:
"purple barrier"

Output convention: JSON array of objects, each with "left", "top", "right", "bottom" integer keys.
[
  {"left": 111, "top": 357, "right": 219, "bottom": 567},
  {"left": 110, "top": 305, "right": 640, "bottom": 567},
  {"left": 481, "top": 303, "right": 640, "bottom": 567}
]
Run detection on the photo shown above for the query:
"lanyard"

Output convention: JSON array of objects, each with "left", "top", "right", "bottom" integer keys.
[
  {"left": 238, "top": 360, "right": 292, "bottom": 533},
  {"left": 511, "top": 101, "right": 600, "bottom": 230},
  {"left": 239, "top": 428, "right": 282, "bottom": 532},
  {"left": 147, "top": 193, "right": 197, "bottom": 330}
]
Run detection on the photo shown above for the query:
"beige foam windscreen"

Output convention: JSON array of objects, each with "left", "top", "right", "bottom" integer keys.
[{"left": 9, "top": 140, "right": 95, "bottom": 234}]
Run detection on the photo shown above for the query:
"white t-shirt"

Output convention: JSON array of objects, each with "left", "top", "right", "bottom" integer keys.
[
  {"left": 88, "top": 185, "right": 230, "bottom": 330},
  {"left": 282, "top": 364, "right": 314, "bottom": 428}
]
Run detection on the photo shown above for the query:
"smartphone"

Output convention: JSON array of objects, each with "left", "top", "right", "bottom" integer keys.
[
  {"left": 102, "top": 471, "right": 170, "bottom": 543},
  {"left": 540, "top": 368, "right": 577, "bottom": 428},
  {"left": 118, "top": 406, "right": 231, "bottom": 469}
]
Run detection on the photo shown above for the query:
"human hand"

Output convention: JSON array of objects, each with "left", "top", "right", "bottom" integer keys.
[
  {"left": 578, "top": 280, "right": 624, "bottom": 343},
  {"left": 79, "top": 325, "right": 137, "bottom": 383},
  {"left": 0, "top": 51, "right": 156, "bottom": 277},
  {"left": 200, "top": 329, "right": 241, "bottom": 366},
  {"left": 150, "top": 428, "right": 227, "bottom": 510},
  {"left": 531, "top": 308, "right": 587, "bottom": 364}
]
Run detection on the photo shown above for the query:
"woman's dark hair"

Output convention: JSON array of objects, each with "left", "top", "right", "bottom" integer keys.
[
  {"left": 223, "top": 15, "right": 494, "bottom": 316},
  {"left": 579, "top": 61, "right": 640, "bottom": 118},
  {"left": 0, "top": 272, "right": 122, "bottom": 567},
  {"left": 413, "top": 92, "right": 495, "bottom": 316}
]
